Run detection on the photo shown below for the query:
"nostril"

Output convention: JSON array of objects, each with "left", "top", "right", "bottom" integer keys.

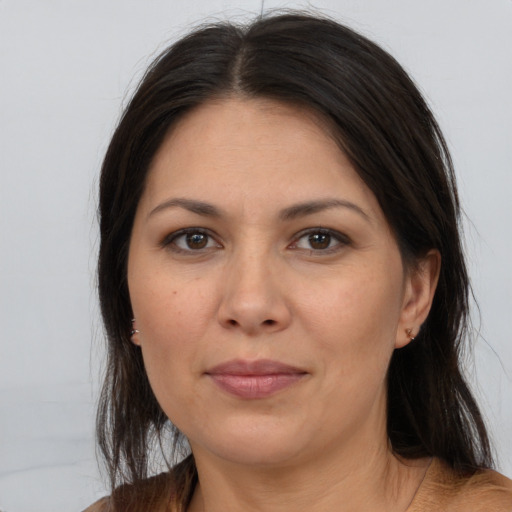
[
  {"left": 263, "top": 319, "right": 276, "bottom": 326},
  {"left": 228, "top": 319, "right": 238, "bottom": 326}
]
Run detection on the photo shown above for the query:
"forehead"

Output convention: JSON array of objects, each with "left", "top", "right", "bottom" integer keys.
[{"left": 140, "top": 98, "right": 382, "bottom": 221}]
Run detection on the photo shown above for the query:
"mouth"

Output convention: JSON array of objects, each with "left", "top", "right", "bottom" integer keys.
[{"left": 205, "top": 359, "right": 308, "bottom": 399}]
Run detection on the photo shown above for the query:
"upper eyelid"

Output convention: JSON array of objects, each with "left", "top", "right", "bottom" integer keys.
[
  {"left": 160, "top": 227, "right": 221, "bottom": 247},
  {"left": 159, "top": 226, "right": 350, "bottom": 249},
  {"left": 292, "top": 227, "right": 351, "bottom": 242}
]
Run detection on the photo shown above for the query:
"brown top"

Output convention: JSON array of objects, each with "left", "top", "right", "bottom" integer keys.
[
  {"left": 83, "top": 458, "right": 512, "bottom": 512},
  {"left": 407, "top": 458, "right": 512, "bottom": 511}
]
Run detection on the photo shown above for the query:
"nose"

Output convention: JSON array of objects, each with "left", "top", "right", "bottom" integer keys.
[{"left": 216, "top": 248, "right": 292, "bottom": 336}]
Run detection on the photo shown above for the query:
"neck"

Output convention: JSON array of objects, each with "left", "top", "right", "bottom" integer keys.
[{"left": 187, "top": 432, "right": 429, "bottom": 512}]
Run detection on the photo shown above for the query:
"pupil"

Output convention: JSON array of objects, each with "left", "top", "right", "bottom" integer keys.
[
  {"left": 186, "top": 233, "right": 207, "bottom": 249},
  {"left": 309, "top": 233, "right": 330, "bottom": 249}
]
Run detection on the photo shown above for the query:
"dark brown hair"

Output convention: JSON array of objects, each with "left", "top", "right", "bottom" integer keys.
[{"left": 96, "top": 12, "right": 493, "bottom": 511}]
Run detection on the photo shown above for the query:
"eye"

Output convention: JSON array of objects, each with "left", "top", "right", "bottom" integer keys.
[
  {"left": 291, "top": 228, "right": 350, "bottom": 253},
  {"left": 161, "top": 228, "right": 222, "bottom": 253}
]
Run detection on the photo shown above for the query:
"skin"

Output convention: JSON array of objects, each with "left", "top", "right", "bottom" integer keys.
[{"left": 127, "top": 98, "right": 440, "bottom": 511}]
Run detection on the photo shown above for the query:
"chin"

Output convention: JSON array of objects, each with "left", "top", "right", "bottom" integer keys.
[
  {"left": 207, "top": 439, "right": 302, "bottom": 468},
  {"left": 188, "top": 416, "right": 311, "bottom": 467}
]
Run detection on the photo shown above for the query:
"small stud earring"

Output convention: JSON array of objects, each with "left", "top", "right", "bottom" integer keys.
[
  {"left": 406, "top": 328, "right": 415, "bottom": 341},
  {"left": 131, "top": 318, "right": 139, "bottom": 336}
]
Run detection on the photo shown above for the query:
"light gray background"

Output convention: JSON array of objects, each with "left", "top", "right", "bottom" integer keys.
[{"left": 0, "top": 1, "right": 511, "bottom": 511}]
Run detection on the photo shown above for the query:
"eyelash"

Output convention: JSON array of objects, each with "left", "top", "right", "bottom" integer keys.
[
  {"left": 160, "top": 228, "right": 221, "bottom": 254},
  {"left": 290, "top": 228, "right": 351, "bottom": 254},
  {"left": 160, "top": 227, "right": 351, "bottom": 255}
]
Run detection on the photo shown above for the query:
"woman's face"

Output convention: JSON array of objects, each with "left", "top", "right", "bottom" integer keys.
[{"left": 127, "top": 98, "right": 427, "bottom": 468}]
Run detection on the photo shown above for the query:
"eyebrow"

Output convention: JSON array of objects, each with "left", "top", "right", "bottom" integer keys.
[
  {"left": 279, "top": 199, "right": 370, "bottom": 222},
  {"left": 148, "top": 197, "right": 370, "bottom": 223},
  {"left": 148, "top": 198, "right": 222, "bottom": 219}
]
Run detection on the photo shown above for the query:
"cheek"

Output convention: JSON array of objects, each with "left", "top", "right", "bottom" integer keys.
[
  {"left": 129, "top": 273, "right": 216, "bottom": 390},
  {"left": 131, "top": 280, "right": 214, "bottom": 426},
  {"left": 298, "top": 270, "right": 403, "bottom": 428},
  {"left": 298, "top": 264, "right": 404, "bottom": 376},
  {"left": 133, "top": 271, "right": 214, "bottom": 337},
  {"left": 305, "top": 268, "right": 402, "bottom": 334}
]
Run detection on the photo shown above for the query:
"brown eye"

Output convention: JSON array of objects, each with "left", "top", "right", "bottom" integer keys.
[
  {"left": 163, "top": 229, "right": 221, "bottom": 253},
  {"left": 308, "top": 232, "right": 331, "bottom": 250},
  {"left": 186, "top": 232, "right": 208, "bottom": 249},
  {"left": 292, "top": 228, "right": 350, "bottom": 253}
]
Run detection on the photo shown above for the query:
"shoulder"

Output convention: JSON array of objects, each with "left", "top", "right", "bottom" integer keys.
[
  {"left": 410, "top": 458, "right": 512, "bottom": 512},
  {"left": 82, "top": 472, "right": 176, "bottom": 512},
  {"left": 82, "top": 497, "right": 110, "bottom": 512}
]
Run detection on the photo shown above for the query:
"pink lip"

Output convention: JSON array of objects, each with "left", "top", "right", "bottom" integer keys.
[{"left": 205, "top": 359, "right": 307, "bottom": 399}]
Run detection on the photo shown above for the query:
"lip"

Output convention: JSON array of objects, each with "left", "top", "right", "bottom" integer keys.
[{"left": 205, "top": 359, "right": 308, "bottom": 399}]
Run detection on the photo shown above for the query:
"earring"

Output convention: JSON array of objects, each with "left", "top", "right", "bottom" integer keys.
[
  {"left": 406, "top": 328, "right": 415, "bottom": 341},
  {"left": 131, "top": 318, "right": 139, "bottom": 336}
]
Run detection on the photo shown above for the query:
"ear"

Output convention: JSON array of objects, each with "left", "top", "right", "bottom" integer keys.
[{"left": 396, "top": 249, "right": 441, "bottom": 349}]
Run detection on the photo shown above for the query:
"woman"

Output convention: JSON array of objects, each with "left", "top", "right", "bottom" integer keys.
[{"left": 86, "top": 12, "right": 512, "bottom": 512}]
